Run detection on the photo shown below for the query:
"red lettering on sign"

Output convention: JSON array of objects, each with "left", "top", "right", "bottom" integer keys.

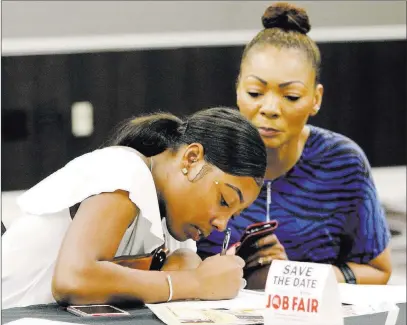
[
  {"left": 266, "top": 294, "right": 271, "bottom": 308},
  {"left": 282, "top": 296, "right": 289, "bottom": 310},
  {"left": 266, "top": 295, "right": 319, "bottom": 313},
  {"left": 311, "top": 298, "right": 319, "bottom": 313},
  {"left": 298, "top": 298, "right": 305, "bottom": 312},
  {"left": 292, "top": 296, "right": 298, "bottom": 310},
  {"left": 272, "top": 295, "right": 281, "bottom": 309}
]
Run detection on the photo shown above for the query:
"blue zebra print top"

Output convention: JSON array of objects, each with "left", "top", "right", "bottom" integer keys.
[{"left": 197, "top": 125, "right": 390, "bottom": 265}]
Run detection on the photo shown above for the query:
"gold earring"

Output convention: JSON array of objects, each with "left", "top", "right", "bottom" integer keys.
[
  {"left": 214, "top": 181, "right": 219, "bottom": 185},
  {"left": 182, "top": 168, "right": 188, "bottom": 175}
]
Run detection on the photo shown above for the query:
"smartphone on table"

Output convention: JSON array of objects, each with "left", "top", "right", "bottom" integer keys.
[
  {"left": 235, "top": 220, "right": 278, "bottom": 260},
  {"left": 66, "top": 305, "right": 130, "bottom": 317}
]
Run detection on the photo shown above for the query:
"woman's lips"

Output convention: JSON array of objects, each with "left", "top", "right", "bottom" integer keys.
[
  {"left": 258, "top": 127, "right": 281, "bottom": 137},
  {"left": 188, "top": 225, "right": 204, "bottom": 241}
]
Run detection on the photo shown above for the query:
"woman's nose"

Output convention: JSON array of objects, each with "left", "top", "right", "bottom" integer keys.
[
  {"left": 259, "top": 95, "right": 281, "bottom": 118},
  {"left": 211, "top": 217, "right": 228, "bottom": 233}
]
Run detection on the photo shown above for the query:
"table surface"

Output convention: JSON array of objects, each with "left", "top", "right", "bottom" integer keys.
[{"left": 2, "top": 302, "right": 406, "bottom": 325}]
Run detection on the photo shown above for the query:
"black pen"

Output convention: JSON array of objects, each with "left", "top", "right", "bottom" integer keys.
[{"left": 221, "top": 228, "right": 232, "bottom": 255}]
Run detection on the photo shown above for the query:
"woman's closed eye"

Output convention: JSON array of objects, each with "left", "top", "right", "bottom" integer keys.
[
  {"left": 285, "top": 95, "right": 300, "bottom": 102},
  {"left": 247, "top": 91, "right": 262, "bottom": 98},
  {"left": 220, "top": 195, "right": 230, "bottom": 208}
]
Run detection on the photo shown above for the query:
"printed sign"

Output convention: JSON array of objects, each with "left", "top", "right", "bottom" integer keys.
[{"left": 263, "top": 260, "right": 343, "bottom": 325}]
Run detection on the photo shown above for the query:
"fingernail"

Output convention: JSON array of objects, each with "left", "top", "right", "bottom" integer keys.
[{"left": 233, "top": 242, "right": 241, "bottom": 248}]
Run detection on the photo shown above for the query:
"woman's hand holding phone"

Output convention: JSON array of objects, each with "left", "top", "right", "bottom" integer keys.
[
  {"left": 245, "top": 233, "right": 288, "bottom": 269},
  {"left": 235, "top": 220, "right": 288, "bottom": 269}
]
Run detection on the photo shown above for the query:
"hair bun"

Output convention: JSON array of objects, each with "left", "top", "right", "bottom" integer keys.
[{"left": 262, "top": 2, "right": 311, "bottom": 34}]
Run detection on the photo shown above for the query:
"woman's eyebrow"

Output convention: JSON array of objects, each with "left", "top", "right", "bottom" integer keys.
[
  {"left": 225, "top": 183, "right": 244, "bottom": 203},
  {"left": 246, "top": 75, "right": 306, "bottom": 88},
  {"left": 247, "top": 75, "right": 267, "bottom": 85},
  {"left": 279, "top": 80, "right": 306, "bottom": 88}
]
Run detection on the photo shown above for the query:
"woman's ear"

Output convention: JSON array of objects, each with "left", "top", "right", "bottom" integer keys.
[
  {"left": 184, "top": 143, "right": 204, "bottom": 165},
  {"left": 310, "top": 83, "right": 324, "bottom": 116},
  {"left": 180, "top": 143, "right": 212, "bottom": 183},
  {"left": 180, "top": 143, "right": 205, "bottom": 173}
]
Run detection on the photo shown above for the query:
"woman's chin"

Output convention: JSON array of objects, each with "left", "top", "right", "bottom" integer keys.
[
  {"left": 166, "top": 221, "right": 187, "bottom": 241},
  {"left": 173, "top": 231, "right": 188, "bottom": 242},
  {"left": 262, "top": 137, "right": 282, "bottom": 149}
]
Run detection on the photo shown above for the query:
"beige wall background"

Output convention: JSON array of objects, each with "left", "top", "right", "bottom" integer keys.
[{"left": 2, "top": 1, "right": 406, "bottom": 39}]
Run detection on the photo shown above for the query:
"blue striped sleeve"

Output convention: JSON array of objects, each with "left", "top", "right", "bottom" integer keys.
[{"left": 346, "top": 155, "right": 391, "bottom": 264}]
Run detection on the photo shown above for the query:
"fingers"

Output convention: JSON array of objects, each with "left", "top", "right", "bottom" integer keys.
[
  {"left": 226, "top": 255, "right": 245, "bottom": 278},
  {"left": 246, "top": 244, "right": 284, "bottom": 264},
  {"left": 255, "top": 234, "right": 279, "bottom": 249},
  {"left": 233, "top": 255, "right": 246, "bottom": 268},
  {"left": 240, "top": 278, "right": 247, "bottom": 289},
  {"left": 245, "top": 234, "right": 285, "bottom": 267},
  {"left": 213, "top": 254, "right": 246, "bottom": 269},
  {"left": 226, "top": 242, "right": 240, "bottom": 255},
  {"left": 220, "top": 255, "right": 244, "bottom": 278},
  {"left": 245, "top": 252, "right": 288, "bottom": 269},
  {"left": 246, "top": 255, "right": 272, "bottom": 269}
]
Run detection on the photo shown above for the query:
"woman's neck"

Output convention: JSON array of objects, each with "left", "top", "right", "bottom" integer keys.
[
  {"left": 265, "top": 126, "right": 310, "bottom": 180},
  {"left": 149, "top": 150, "right": 173, "bottom": 220}
]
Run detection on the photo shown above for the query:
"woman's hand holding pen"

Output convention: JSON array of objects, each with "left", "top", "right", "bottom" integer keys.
[
  {"left": 194, "top": 254, "right": 245, "bottom": 300},
  {"left": 245, "top": 233, "right": 288, "bottom": 269},
  {"left": 192, "top": 228, "right": 245, "bottom": 300}
]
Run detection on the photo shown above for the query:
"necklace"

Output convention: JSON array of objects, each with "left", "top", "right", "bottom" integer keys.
[{"left": 266, "top": 181, "right": 271, "bottom": 222}]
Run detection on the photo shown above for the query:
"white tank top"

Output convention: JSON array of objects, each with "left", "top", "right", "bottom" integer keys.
[{"left": 2, "top": 146, "right": 196, "bottom": 309}]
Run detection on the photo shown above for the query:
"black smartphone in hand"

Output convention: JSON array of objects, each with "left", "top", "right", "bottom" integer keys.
[{"left": 235, "top": 220, "right": 278, "bottom": 260}]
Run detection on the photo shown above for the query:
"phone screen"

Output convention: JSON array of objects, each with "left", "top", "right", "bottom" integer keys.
[
  {"left": 72, "top": 305, "right": 125, "bottom": 314},
  {"left": 246, "top": 222, "right": 274, "bottom": 235}
]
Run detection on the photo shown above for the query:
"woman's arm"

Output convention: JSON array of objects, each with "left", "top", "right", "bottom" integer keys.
[
  {"left": 331, "top": 152, "right": 393, "bottom": 285},
  {"left": 52, "top": 190, "right": 200, "bottom": 305},
  {"left": 52, "top": 190, "right": 244, "bottom": 305},
  {"left": 244, "top": 237, "right": 392, "bottom": 288},
  {"left": 333, "top": 246, "right": 392, "bottom": 284},
  {"left": 161, "top": 248, "right": 202, "bottom": 271}
]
